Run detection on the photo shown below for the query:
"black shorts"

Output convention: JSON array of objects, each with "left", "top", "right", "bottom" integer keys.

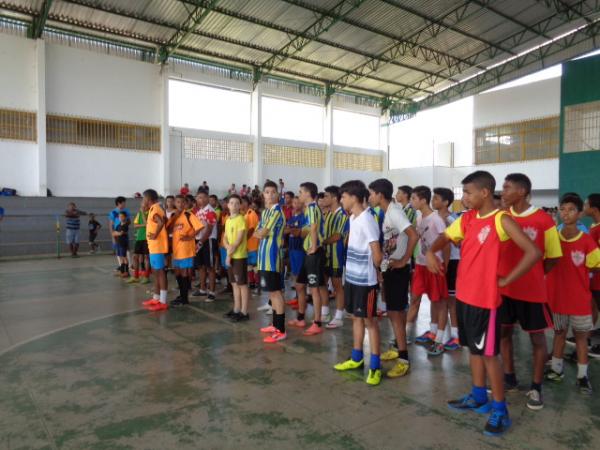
[
  {"left": 260, "top": 270, "right": 283, "bottom": 292},
  {"left": 89, "top": 232, "right": 98, "bottom": 243},
  {"left": 228, "top": 258, "right": 247, "bottom": 285},
  {"left": 296, "top": 248, "right": 326, "bottom": 287},
  {"left": 499, "top": 296, "right": 553, "bottom": 332},
  {"left": 446, "top": 259, "right": 459, "bottom": 295},
  {"left": 134, "top": 240, "right": 149, "bottom": 255},
  {"left": 344, "top": 283, "right": 378, "bottom": 318},
  {"left": 383, "top": 265, "right": 410, "bottom": 312},
  {"left": 326, "top": 267, "right": 344, "bottom": 278},
  {"left": 195, "top": 238, "right": 218, "bottom": 268},
  {"left": 593, "top": 290, "right": 600, "bottom": 303},
  {"left": 457, "top": 299, "right": 500, "bottom": 356}
]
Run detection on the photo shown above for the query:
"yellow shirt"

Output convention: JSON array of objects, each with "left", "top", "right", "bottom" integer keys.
[
  {"left": 225, "top": 214, "right": 248, "bottom": 259},
  {"left": 146, "top": 203, "right": 169, "bottom": 254}
]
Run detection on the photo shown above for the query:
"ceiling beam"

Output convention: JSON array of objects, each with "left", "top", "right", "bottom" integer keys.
[
  {"left": 27, "top": 0, "right": 53, "bottom": 39},
  {"left": 533, "top": 0, "right": 599, "bottom": 24}
]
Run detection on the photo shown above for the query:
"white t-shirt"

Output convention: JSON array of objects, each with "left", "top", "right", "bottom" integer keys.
[
  {"left": 446, "top": 213, "right": 461, "bottom": 260},
  {"left": 383, "top": 202, "right": 412, "bottom": 260},
  {"left": 415, "top": 211, "right": 446, "bottom": 265},
  {"left": 346, "top": 209, "right": 381, "bottom": 286}
]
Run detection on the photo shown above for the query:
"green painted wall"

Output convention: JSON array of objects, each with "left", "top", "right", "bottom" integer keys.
[{"left": 559, "top": 55, "right": 600, "bottom": 199}]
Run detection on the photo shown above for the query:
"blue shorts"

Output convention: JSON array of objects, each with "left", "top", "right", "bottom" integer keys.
[
  {"left": 290, "top": 250, "right": 305, "bottom": 276},
  {"left": 247, "top": 251, "right": 258, "bottom": 266},
  {"left": 173, "top": 257, "right": 194, "bottom": 269},
  {"left": 220, "top": 247, "right": 228, "bottom": 269},
  {"left": 149, "top": 253, "right": 166, "bottom": 270},
  {"left": 66, "top": 229, "right": 80, "bottom": 245},
  {"left": 116, "top": 245, "right": 128, "bottom": 257}
]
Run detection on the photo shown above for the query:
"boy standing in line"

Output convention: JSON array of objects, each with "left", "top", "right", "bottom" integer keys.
[
  {"left": 285, "top": 197, "right": 306, "bottom": 309},
  {"left": 108, "top": 196, "right": 130, "bottom": 271},
  {"left": 396, "top": 186, "right": 417, "bottom": 226},
  {"left": 334, "top": 180, "right": 384, "bottom": 386},
  {"left": 65, "top": 202, "right": 86, "bottom": 257},
  {"left": 193, "top": 189, "right": 218, "bottom": 302},
  {"left": 127, "top": 203, "right": 150, "bottom": 284},
  {"left": 241, "top": 196, "right": 260, "bottom": 290},
  {"left": 426, "top": 171, "right": 541, "bottom": 436},
  {"left": 584, "top": 193, "right": 600, "bottom": 356},
  {"left": 113, "top": 211, "right": 130, "bottom": 278},
  {"left": 88, "top": 213, "right": 101, "bottom": 254}
]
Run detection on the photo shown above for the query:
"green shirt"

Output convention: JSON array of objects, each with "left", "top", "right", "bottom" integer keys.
[{"left": 134, "top": 211, "right": 148, "bottom": 241}]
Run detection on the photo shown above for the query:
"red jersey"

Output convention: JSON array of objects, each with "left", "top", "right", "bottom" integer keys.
[
  {"left": 590, "top": 224, "right": 600, "bottom": 291},
  {"left": 498, "top": 207, "right": 561, "bottom": 302},
  {"left": 446, "top": 209, "right": 509, "bottom": 310},
  {"left": 282, "top": 205, "right": 293, "bottom": 221},
  {"left": 546, "top": 231, "right": 600, "bottom": 315}
]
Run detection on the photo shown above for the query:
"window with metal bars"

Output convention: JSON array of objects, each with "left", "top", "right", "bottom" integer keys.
[
  {"left": 263, "top": 144, "right": 325, "bottom": 168},
  {"left": 474, "top": 116, "right": 559, "bottom": 164},
  {"left": 0, "top": 108, "right": 37, "bottom": 142},
  {"left": 334, "top": 152, "right": 383, "bottom": 171},
  {"left": 563, "top": 100, "right": 600, "bottom": 153},
  {"left": 183, "top": 136, "right": 253, "bottom": 162}
]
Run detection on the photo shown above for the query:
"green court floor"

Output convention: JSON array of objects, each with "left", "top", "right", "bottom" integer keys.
[{"left": 0, "top": 256, "right": 598, "bottom": 449}]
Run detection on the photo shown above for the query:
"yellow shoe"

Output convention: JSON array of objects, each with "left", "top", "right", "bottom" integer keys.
[
  {"left": 387, "top": 360, "right": 410, "bottom": 378},
  {"left": 334, "top": 358, "right": 364, "bottom": 371},
  {"left": 381, "top": 349, "right": 399, "bottom": 361},
  {"left": 366, "top": 369, "right": 382, "bottom": 386}
]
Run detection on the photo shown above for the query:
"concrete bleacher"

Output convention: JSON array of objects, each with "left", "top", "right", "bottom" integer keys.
[{"left": 0, "top": 196, "right": 139, "bottom": 258}]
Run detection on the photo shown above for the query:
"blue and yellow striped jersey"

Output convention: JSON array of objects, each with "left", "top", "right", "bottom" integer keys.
[
  {"left": 325, "top": 207, "right": 349, "bottom": 269},
  {"left": 257, "top": 204, "right": 285, "bottom": 273},
  {"left": 369, "top": 206, "right": 385, "bottom": 245},
  {"left": 302, "top": 202, "right": 324, "bottom": 252}
]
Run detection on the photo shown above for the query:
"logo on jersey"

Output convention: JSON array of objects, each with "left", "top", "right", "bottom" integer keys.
[
  {"left": 523, "top": 226, "right": 538, "bottom": 241},
  {"left": 571, "top": 250, "right": 585, "bottom": 267},
  {"left": 478, "top": 225, "right": 491, "bottom": 244}
]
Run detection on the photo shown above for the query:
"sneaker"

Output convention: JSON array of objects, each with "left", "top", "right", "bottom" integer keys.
[
  {"left": 263, "top": 331, "right": 287, "bottom": 343},
  {"left": 447, "top": 394, "right": 489, "bottom": 412},
  {"left": 525, "top": 389, "right": 544, "bottom": 411},
  {"left": 142, "top": 298, "right": 160, "bottom": 306},
  {"left": 566, "top": 350, "right": 578, "bottom": 363},
  {"left": 566, "top": 336, "right": 576, "bottom": 346},
  {"left": 334, "top": 358, "right": 364, "bottom": 371},
  {"left": 366, "top": 369, "right": 382, "bottom": 386},
  {"left": 257, "top": 304, "right": 271, "bottom": 312},
  {"left": 303, "top": 323, "right": 323, "bottom": 336},
  {"left": 287, "top": 319, "right": 306, "bottom": 328},
  {"left": 264, "top": 307, "right": 273, "bottom": 315},
  {"left": 415, "top": 331, "right": 436, "bottom": 345},
  {"left": 387, "top": 359, "right": 410, "bottom": 378},
  {"left": 147, "top": 303, "right": 168, "bottom": 312},
  {"left": 205, "top": 293, "right": 216, "bottom": 303},
  {"left": 170, "top": 298, "right": 189, "bottom": 307},
  {"left": 544, "top": 368, "right": 564, "bottom": 382},
  {"left": 321, "top": 313, "right": 332, "bottom": 323},
  {"left": 325, "top": 318, "right": 343, "bottom": 329},
  {"left": 223, "top": 310, "right": 236, "bottom": 318},
  {"left": 260, "top": 325, "right": 277, "bottom": 333},
  {"left": 589, "top": 344, "right": 600, "bottom": 359},
  {"left": 426, "top": 342, "right": 445, "bottom": 356},
  {"left": 139, "top": 277, "right": 150, "bottom": 285},
  {"left": 505, "top": 379, "right": 519, "bottom": 393},
  {"left": 192, "top": 289, "right": 207, "bottom": 297},
  {"left": 484, "top": 409, "right": 511, "bottom": 437},
  {"left": 285, "top": 298, "right": 298, "bottom": 306},
  {"left": 577, "top": 376, "right": 593, "bottom": 395},
  {"left": 444, "top": 337, "right": 461, "bottom": 351},
  {"left": 380, "top": 349, "right": 399, "bottom": 361},
  {"left": 125, "top": 277, "right": 139, "bottom": 284},
  {"left": 232, "top": 313, "right": 250, "bottom": 322}
]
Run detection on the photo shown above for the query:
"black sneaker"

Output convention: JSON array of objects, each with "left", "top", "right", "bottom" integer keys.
[
  {"left": 566, "top": 350, "right": 578, "bottom": 363},
  {"left": 205, "top": 293, "right": 216, "bottom": 303},
  {"left": 249, "top": 283, "right": 257, "bottom": 290},
  {"left": 589, "top": 344, "right": 600, "bottom": 359},
  {"left": 577, "top": 376, "right": 593, "bottom": 395},
  {"left": 223, "top": 310, "right": 236, "bottom": 318},
  {"left": 566, "top": 336, "right": 576, "bottom": 346},
  {"left": 170, "top": 298, "right": 189, "bottom": 307},
  {"left": 232, "top": 313, "right": 250, "bottom": 322},
  {"left": 484, "top": 409, "right": 511, "bottom": 437}
]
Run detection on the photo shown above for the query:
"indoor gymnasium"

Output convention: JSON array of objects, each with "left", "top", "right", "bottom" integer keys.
[{"left": 1, "top": 1, "right": 600, "bottom": 449}]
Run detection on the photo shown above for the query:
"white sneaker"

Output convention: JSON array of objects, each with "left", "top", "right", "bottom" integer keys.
[
  {"left": 326, "top": 318, "right": 343, "bottom": 329},
  {"left": 257, "top": 304, "right": 271, "bottom": 312},
  {"left": 265, "top": 307, "right": 273, "bottom": 315}
]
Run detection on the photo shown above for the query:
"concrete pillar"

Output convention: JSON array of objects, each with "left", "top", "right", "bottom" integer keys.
[
  {"left": 324, "top": 101, "right": 334, "bottom": 187},
  {"left": 380, "top": 111, "right": 390, "bottom": 177},
  {"left": 251, "top": 84, "right": 263, "bottom": 186},
  {"left": 35, "top": 39, "right": 47, "bottom": 196},
  {"left": 160, "top": 70, "right": 170, "bottom": 196}
]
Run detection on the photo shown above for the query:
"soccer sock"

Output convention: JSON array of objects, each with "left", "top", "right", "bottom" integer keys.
[
  {"left": 119, "top": 263, "right": 125, "bottom": 274},
  {"left": 551, "top": 357, "right": 564, "bottom": 374},
  {"left": 181, "top": 277, "right": 189, "bottom": 302},
  {"left": 351, "top": 348, "right": 364, "bottom": 362},
  {"left": 435, "top": 330, "right": 445, "bottom": 344},
  {"left": 159, "top": 290, "right": 167, "bottom": 305},
  {"left": 297, "top": 312, "right": 305, "bottom": 321},
  {"left": 334, "top": 309, "right": 344, "bottom": 320},
  {"left": 577, "top": 363, "right": 588, "bottom": 379},
  {"left": 152, "top": 293, "right": 159, "bottom": 301},
  {"left": 471, "top": 385, "right": 488, "bottom": 405},
  {"left": 314, "top": 320, "right": 322, "bottom": 327},
  {"left": 430, "top": 323, "right": 438, "bottom": 335},
  {"left": 399, "top": 350, "right": 409, "bottom": 362},
  {"left": 125, "top": 264, "right": 129, "bottom": 274},
  {"left": 504, "top": 373, "right": 517, "bottom": 386},
  {"left": 321, "top": 305, "right": 330, "bottom": 317},
  {"left": 491, "top": 400, "right": 508, "bottom": 414},
  {"left": 275, "top": 313, "right": 286, "bottom": 333},
  {"left": 451, "top": 326, "right": 459, "bottom": 339},
  {"left": 175, "top": 275, "right": 182, "bottom": 294},
  {"left": 370, "top": 353, "right": 381, "bottom": 370},
  {"left": 530, "top": 382, "right": 542, "bottom": 393}
]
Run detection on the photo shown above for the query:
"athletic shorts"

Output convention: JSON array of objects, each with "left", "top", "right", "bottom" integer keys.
[
  {"left": 326, "top": 266, "right": 344, "bottom": 278},
  {"left": 149, "top": 253, "right": 166, "bottom": 270},
  {"left": 553, "top": 313, "right": 593, "bottom": 333},
  {"left": 228, "top": 258, "right": 248, "bottom": 285},
  {"left": 115, "top": 245, "right": 128, "bottom": 257},
  {"left": 290, "top": 250, "right": 305, "bottom": 277},
  {"left": 88, "top": 232, "right": 98, "bottom": 243},
  {"left": 411, "top": 264, "right": 448, "bottom": 301},
  {"left": 134, "top": 240, "right": 149, "bottom": 255},
  {"left": 499, "top": 296, "right": 553, "bottom": 332},
  {"left": 456, "top": 299, "right": 500, "bottom": 356},
  {"left": 344, "top": 282, "right": 378, "bottom": 318},
  {"left": 446, "top": 259, "right": 459, "bottom": 296},
  {"left": 195, "top": 238, "right": 218, "bottom": 268},
  {"left": 260, "top": 270, "right": 283, "bottom": 292},
  {"left": 593, "top": 290, "right": 600, "bottom": 303},
  {"left": 296, "top": 248, "right": 326, "bottom": 287},
  {"left": 173, "top": 257, "right": 194, "bottom": 269},
  {"left": 65, "top": 229, "right": 80, "bottom": 245},
  {"left": 247, "top": 251, "right": 258, "bottom": 266},
  {"left": 383, "top": 265, "right": 411, "bottom": 312},
  {"left": 219, "top": 247, "right": 228, "bottom": 269}
]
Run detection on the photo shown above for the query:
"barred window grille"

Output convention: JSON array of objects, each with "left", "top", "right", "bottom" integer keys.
[
  {"left": 563, "top": 100, "right": 600, "bottom": 153},
  {"left": 183, "top": 136, "right": 253, "bottom": 162},
  {"left": 263, "top": 144, "right": 325, "bottom": 168},
  {"left": 0, "top": 108, "right": 37, "bottom": 142},
  {"left": 47, "top": 115, "right": 160, "bottom": 152},
  {"left": 474, "top": 116, "right": 559, "bottom": 164},
  {"left": 334, "top": 152, "right": 383, "bottom": 171}
]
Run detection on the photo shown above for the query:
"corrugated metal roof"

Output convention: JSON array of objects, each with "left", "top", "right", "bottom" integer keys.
[{"left": 2, "top": 0, "right": 599, "bottom": 107}]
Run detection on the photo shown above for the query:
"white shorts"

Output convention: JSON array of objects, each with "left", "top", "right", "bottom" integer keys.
[{"left": 553, "top": 313, "right": 593, "bottom": 333}]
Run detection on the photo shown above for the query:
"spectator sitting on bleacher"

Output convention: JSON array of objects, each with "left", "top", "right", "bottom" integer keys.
[
  {"left": 65, "top": 202, "right": 87, "bottom": 258},
  {"left": 180, "top": 183, "right": 190, "bottom": 196}
]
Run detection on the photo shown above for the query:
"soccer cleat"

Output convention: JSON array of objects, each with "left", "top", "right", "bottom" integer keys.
[
  {"left": 125, "top": 277, "right": 139, "bottom": 284},
  {"left": 303, "top": 323, "right": 323, "bottom": 336},
  {"left": 325, "top": 318, "right": 343, "bottom": 329},
  {"left": 334, "top": 358, "right": 364, "bottom": 371},
  {"left": 504, "top": 379, "right": 519, "bottom": 393},
  {"left": 366, "top": 369, "right": 382, "bottom": 386},
  {"left": 205, "top": 293, "right": 216, "bottom": 302},
  {"left": 257, "top": 304, "right": 272, "bottom": 312},
  {"left": 170, "top": 298, "right": 189, "bottom": 308},
  {"left": 142, "top": 298, "right": 160, "bottom": 306},
  {"left": 544, "top": 368, "right": 564, "bottom": 382},
  {"left": 447, "top": 394, "right": 490, "bottom": 412},
  {"left": 147, "top": 303, "right": 168, "bottom": 312},
  {"left": 444, "top": 337, "right": 461, "bottom": 351},
  {"left": 415, "top": 331, "right": 436, "bottom": 345},
  {"left": 484, "top": 409, "right": 511, "bottom": 437},
  {"left": 192, "top": 289, "right": 207, "bottom": 297},
  {"left": 525, "top": 390, "right": 544, "bottom": 411},
  {"left": 263, "top": 331, "right": 287, "bottom": 343},
  {"left": 223, "top": 310, "right": 236, "bottom": 318},
  {"left": 589, "top": 344, "right": 600, "bottom": 359},
  {"left": 260, "top": 325, "right": 277, "bottom": 334},
  {"left": 380, "top": 349, "right": 399, "bottom": 361},
  {"left": 577, "top": 376, "right": 593, "bottom": 395},
  {"left": 426, "top": 342, "right": 445, "bottom": 356},
  {"left": 287, "top": 319, "right": 306, "bottom": 328},
  {"left": 387, "top": 360, "right": 410, "bottom": 378}
]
